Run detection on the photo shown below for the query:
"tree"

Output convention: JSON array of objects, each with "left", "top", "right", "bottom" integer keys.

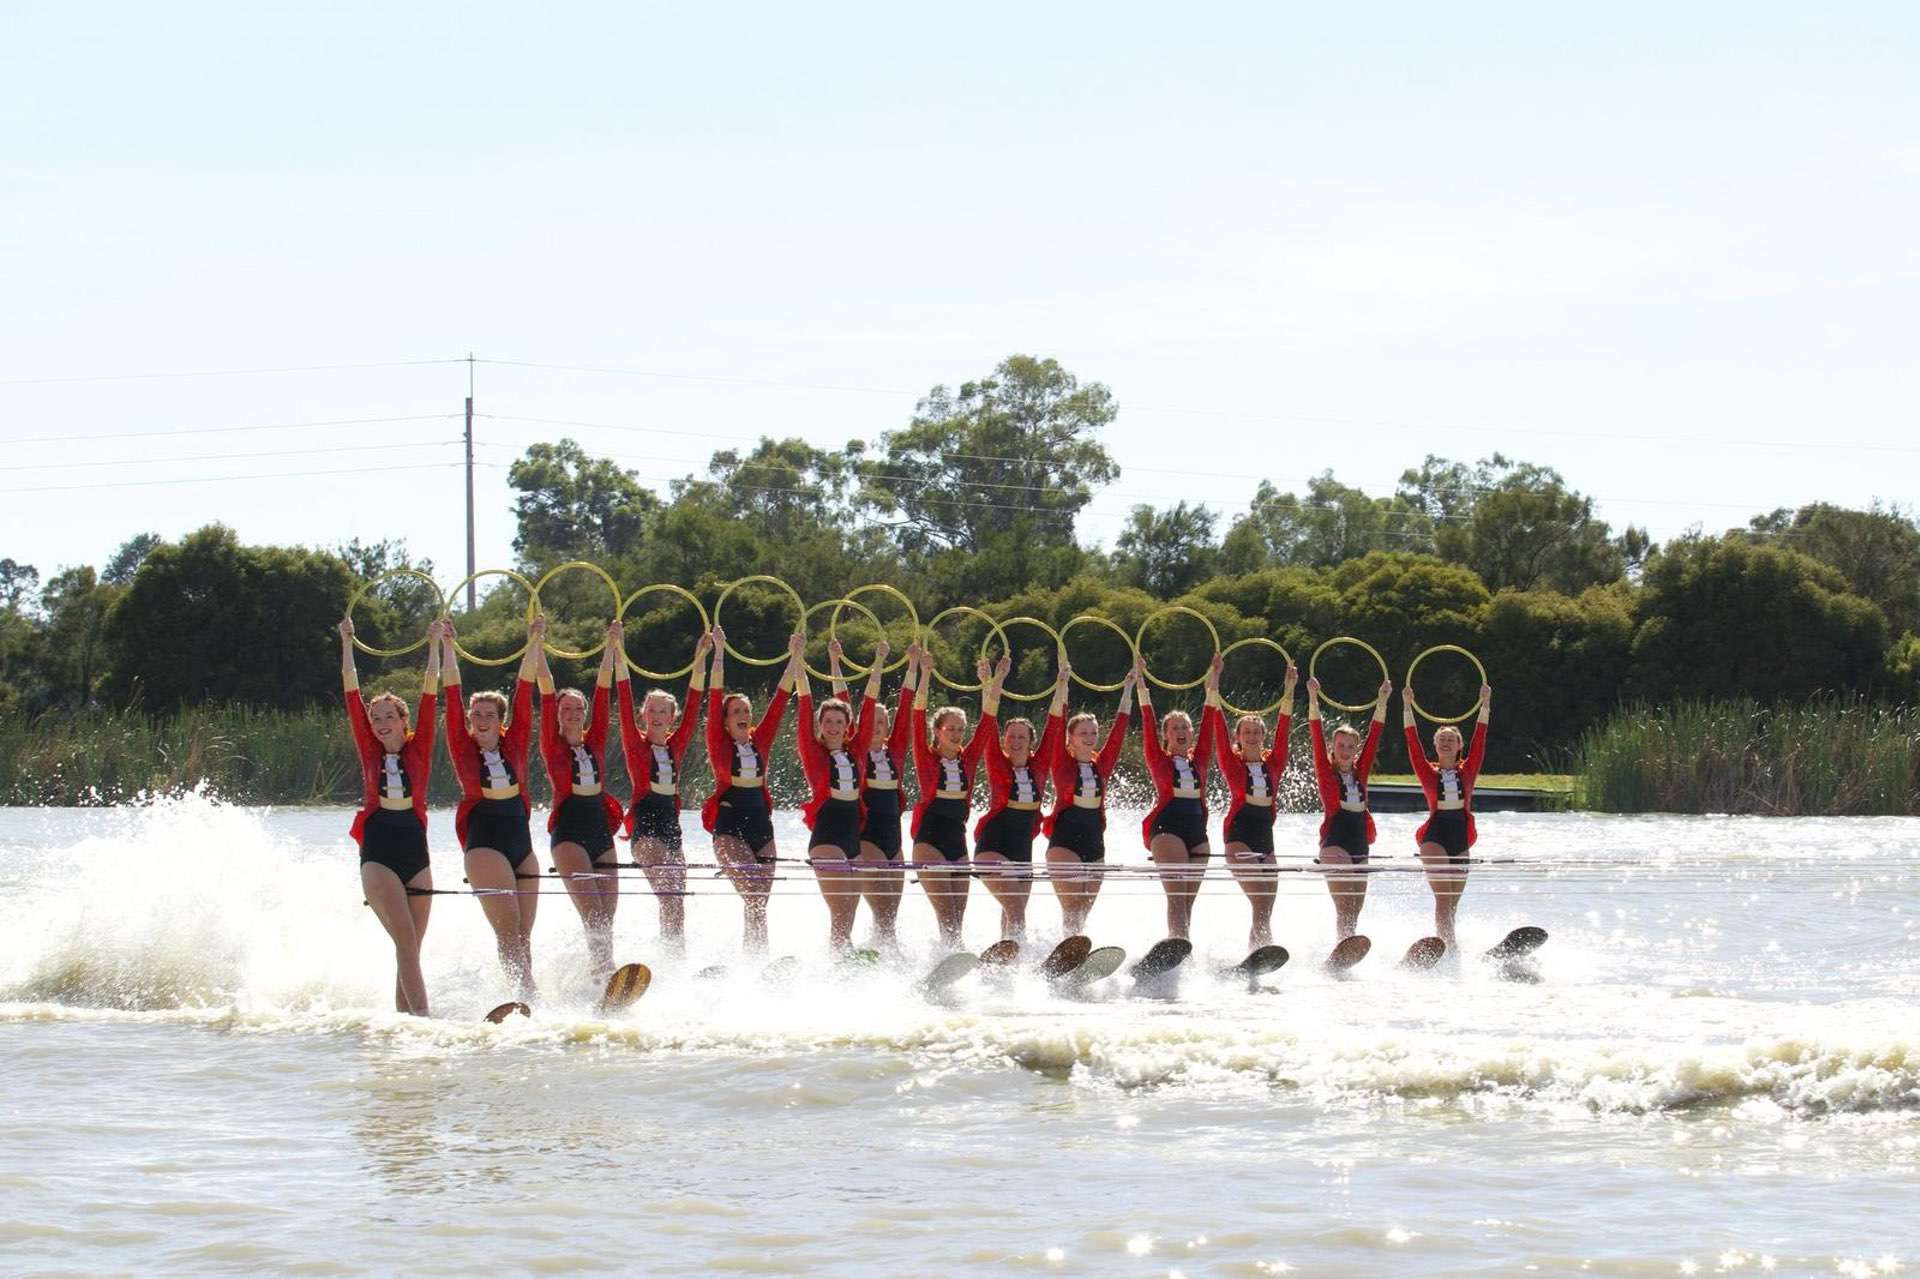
[
  {"left": 102, "top": 533, "right": 163, "bottom": 587},
  {"left": 38, "top": 566, "right": 120, "bottom": 708},
  {"left": 1398, "top": 453, "right": 1647, "bottom": 592},
  {"left": 1111, "top": 501, "right": 1219, "bottom": 596},
  {"left": 507, "top": 439, "right": 660, "bottom": 566},
  {"left": 1221, "top": 473, "right": 1434, "bottom": 571},
  {"left": 1627, "top": 535, "right": 1888, "bottom": 702},
  {"left": 102, "top": 525, "right": 356, "bottom": 710},
  {"left": 1745, "top": 501, "right": 1920, "bottom": 637},
  {"left": 331, "top": 537, "right": 434, "bottom": 583},
  {"left": 0, "top": 559, "right": 39, "bottom": 612},
  {"left": 855, "top": 355, "right": 1119, "bottom": 557}
]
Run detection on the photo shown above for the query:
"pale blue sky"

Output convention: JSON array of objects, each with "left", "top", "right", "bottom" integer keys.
[{"left": 3, "top": 2, "right": 1916, "bottom": 586}]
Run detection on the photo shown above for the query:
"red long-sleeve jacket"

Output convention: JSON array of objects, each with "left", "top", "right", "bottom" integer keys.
[
  {"left": 1210, "top": 703, "right": 1291, "bottom": 836},
  {"left": 1040, "top": 711, "right": 1130, "bottom": 837},
  {"left": 345, "top": 683, "right": 436, "bottom": 845},
  {"left": 974, "top": 709, "right": 1063, "bottom": 842},
  {"left": 700, "top": 683, "right": 791, "bottom": 833},
  {"left": 909, "top": 701, "right": 990, "bottom": 839},
  {"left": 1406, "top": 717, "right": 1489, "bottom": 848},
  {"left": 796, "top": 690, "right": 874, "bottom": 829},
  {"left": 616, "top": 671, "right": 705, "bottom": 837},
  {"left": 1309, "top": 713, "right": 1382, "bottom": 846},
  {"left": 537, "top": 681, "right": 626, "bottom": 837},
  {"left": 442, "top": 676, "right": 535, "bottom": 848},
  {"left": 853, "top": 681, "right": 914, "bottom": 804},
  {"left": 1139, "top": 702, "right": 1221, "bottom": 847}
]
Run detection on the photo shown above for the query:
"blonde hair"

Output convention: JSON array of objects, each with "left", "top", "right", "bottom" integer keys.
[
  {"left": 367, "top": 691, "right": 410, "bottom": 727},
  {"left": 642, "top": 688, "right": 680, "bottom": 718},
  {"left": 814, "top": 696, "right": 853, "bottom": 737},
  {"left": 1066, "top": 712, "right": 1099, "bottom": 735},
  {"left": 554, "top": 687, "right": 588, "bottom": 713},
  {"left": 1159, "top": 709, "right": 1193, "bottom": 748},
  {"left": 468, "top": 689, "right": 509, "bottom": 720},
  {"left": 1326, "top": 722, "right": 1361, "bottom": 760},
  {"left": 1432, "top": 725, "right": 1464, "bottom": 755}
]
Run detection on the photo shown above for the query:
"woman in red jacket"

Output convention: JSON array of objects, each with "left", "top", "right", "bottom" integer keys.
[
  {"left": 1137, "top": 658, "right": 1221, "bottom": 941},
  {"left": 829, "top": 637, "right": 913, "bottom": 951},
  {"left": 704, "top": 627, "right": 802, "bottom": 955},
  {"left": 338, "top": 616, "right": 443, "bottom": 1016},
  {"left": 1306, "top": 674, "right": 1391, "bottom": 941},
  {"left": 794, "top": 651, "right": 874, "bottom": 953},
  {"left": 908, "top": 645, "right": 992, "bottom": 949},
  {"left": 1205, "top": 654, "right": 1296, "bottom": 949},
  {"left": 973, "top": 657, "right": 1066, "bottom": 943},
  {"left": 534, "top": 623, "right": 625, "bottom": 978},
  {"left": 442, "top": 615, "right": 544, "bottom": 997},
  {"left": 1041, "top": 659, "right": 1135, "bottom": 936},
  {"left": 616, "top": 628, "right": 711, "bottom": 952},
  {"left": 1404, "top": 684, "right": 1492, "bottom": 946}
]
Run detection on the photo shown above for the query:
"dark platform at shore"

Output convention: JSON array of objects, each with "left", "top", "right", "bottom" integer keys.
[{"left": 1368, "top": 784, "right": 1559, "bottom": 813}]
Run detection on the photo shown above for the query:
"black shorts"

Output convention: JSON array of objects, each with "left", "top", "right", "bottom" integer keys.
[
  {"left": 1049, "top": 806, "right": 1106, "bottom": 863},
  {"left": 714, "top": 799, "right": 775, "bottom": 853},
  {"left": 1320, "top": 808, "right": 1370, "bottom": 863},
  {"left": 1149, "top": 799, "right": 1210, "bottom": 854},
  {"left": 810, "top": 797, "right": 862, "bottom": 859},
  {"left": 1225, "top": 805, "right": 1276, "bottom": 856},
  {"left": 360, "top": 807, "right": 431, "bottom": 884},
  {"left": 1423, "top": 808, "right": 1471, "bottom": 862},
  {"left": 860, "top": 789, "right": 903, "bottom": 859},
  {"left": 466, "top": 797, "right": 536, "bottom": 871},
  {"left": 551, "top": 793, "right": 615, "bottom": 860},
  {"left": 628, "top": 791, "right": 684, "bottom": 853},
  {"left": 975, "top": 807, "right": 1040, "bottom": 864},
  {"left": 916, "top": 798, "right": 970, "bottom": 863}
]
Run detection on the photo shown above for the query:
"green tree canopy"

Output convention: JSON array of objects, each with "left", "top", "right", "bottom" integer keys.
[
  {"left": 1112, "top": 501, "right": 1219, "bottom": 597},
  {"left": 508, "top": 439, "right": 660, "bottom": 567}
]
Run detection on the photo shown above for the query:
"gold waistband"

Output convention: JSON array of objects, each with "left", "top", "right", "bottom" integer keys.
[
  {"left": 935, "top": 790, "right": 968, "bottom": 800},
  {"left": 728, "top": 776, "right": 764, "bottom": 788},
  {"left": 1242, "top": 795, "right": 1273, "bottom": 807},
  {"left": 650, "top": 782, "right": 678, "bottom": 796},
  {"left": 829, "top": 788, "right": 860, "bottom": 801},
  {"left": 1172, "top": 788, "right": 1202, "bottom": 799},
  {"left": 481, "top": 785, "right": 520, "bottom": 801},
  {"left": 1436, "top": 800, "right": 1466, "bottom": 811},
  {"left": 1005, "top": 800, "right": 1041, "bottom": 811},
  {"left": 571, "top": 783, "right": 602, "bottom": 796},
  {"left": 864, "top": 778, "right": 899, "bottom": 790},
  {"left": 1339, "top": 801, "right": 1366, "bottom": 813},
  {"left": 1073, "top": 796, "right": 1102, "bottom": 809},
  {"left": 379, "top": 797, "right": 414, "bottom": 811}
]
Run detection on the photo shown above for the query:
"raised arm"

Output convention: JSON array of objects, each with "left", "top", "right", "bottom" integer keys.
[
  {"left": 1356, "top": 677, "right": 1391, "bottom": 779},
  {"left": 667, "top": 630, "right": 713, "bottom": 761},
  {"left": 1463, "top": 684, "right": 1492, "bottom": 783},
  {"left": 338, "top": 618, "right": 376, "bottom": 755},
  {"left": 1097, "top": 669, "right": 1135, "bottom": 776},
  {"left": 1402, "top": 687, "right": 1437, "bottom": 785}
]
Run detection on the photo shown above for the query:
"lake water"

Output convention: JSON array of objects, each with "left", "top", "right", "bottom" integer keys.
[{"left": 1, "top": 796, "right": 1916, "bottom": 1276}]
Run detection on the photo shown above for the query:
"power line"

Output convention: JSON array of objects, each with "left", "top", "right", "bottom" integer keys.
[
  {"left": 0, "top": 358, "right": 467, "bottom": 388},
  {"left": 0, "top": 461, "right": 462, "bottom": 496},
  {"left": 5, "top": 413, "right": 458, "bottom": 447},
  {"left": 0, "top": 440, "right": 459, "bottom": 474}
]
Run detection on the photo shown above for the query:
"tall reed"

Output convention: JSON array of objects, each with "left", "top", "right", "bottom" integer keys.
[{"left": 1571, "top": 696, "right": 1920, "bottom": 815}]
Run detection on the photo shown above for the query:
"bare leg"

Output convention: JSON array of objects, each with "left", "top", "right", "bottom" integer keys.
[
  {"left": 713, "top": 835, "right": 772, "bottom": 955},
  {"left": 552, "top": 840, "right": 616, "bottom": 977},
  {"left": 912, "top": 843, "right": 969, "bottom": 950},
  {"left": 464, "top": 848, "right": 536, "bottom": 997},
  {"left": 973, "top": 851, "right": 1032, "bottom": 941},
  {"left": 1045, "top": 846, "right": 1102, "bottom": 936},
  {"left": 1317, "top": 845, "right": 1368, "bottom": 940},
  {"left": 1149, "top": 834, "right": 1208, "bottom": 939},
  {"left": 1225, "top": 842, "right": 1277, "bottom": 949},
  {"left": 856, "top": 840, "right": 903, "bottom": 949},
  {"left": 631, "top": 837, "right": 687, "bottom": 949},
  {"left": 1419, "top": 840, "right": 1466, "bottom": 946},
  {"left": 810, "top": 844, "right": 862, "bottom": 952},
  {"left": 361, "top": 862, "right": 430, "bottom": 1016}
]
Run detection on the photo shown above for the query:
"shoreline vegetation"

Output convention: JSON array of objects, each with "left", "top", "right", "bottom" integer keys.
[{"left": 3, "top": 698, "right": 1913, "bottom": 815}]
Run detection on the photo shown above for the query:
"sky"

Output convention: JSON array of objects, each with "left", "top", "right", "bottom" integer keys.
[{"left": 3, "top": 1, "right": 1916, "bottom": 591}]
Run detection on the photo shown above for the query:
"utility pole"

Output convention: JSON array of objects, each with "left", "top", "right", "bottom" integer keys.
[{"left": 464, "top": 353, "right": 476, "bottom": 611}]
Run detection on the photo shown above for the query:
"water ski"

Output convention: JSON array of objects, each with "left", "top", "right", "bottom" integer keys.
[
  {"left": 1324, "top": 935, "right": 1372, "bottom": 975},
  {"left": 1039, "top": 935, "right": 1093, "bottom": 979},
  {"left": 923, "top": 952, "right": 979, "bottom": 991},
  {"left": 979, "top": 939, "right": 1021, "bottom": 966},
  {"left": 839, "top": 947, "right": 882, "bottom": 969},
  {"left": 1399, "top": 937, "right": 1446, "bottom": 971},
  {"left": 693, "top": 963, "right": 730, "bottom": 981},
  {"left": 483, "top": 1001, "right": 531, "bottom": 1023},
  {"left": 1129, "top": 938, "right": 1193, "bottom": 981},
  {"left": 1062, "top": 946, "right": 1126, "bottom": 989},
  {"left": 760, "top": 955, "right": 801, "bottom": 985},
  {"left": 597, "top": 963, "right": 653, "bottom": 1015},
  {"left": 1226, "top": 944, "right": 1290, "bottom": 980},
  {"left": 1484, "top": 926, "right": 1548, "bottom": 961}
]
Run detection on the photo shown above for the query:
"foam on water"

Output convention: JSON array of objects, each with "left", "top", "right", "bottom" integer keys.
[{"left": 3, "top": 793, "right": 1917, "bottom": 1123}]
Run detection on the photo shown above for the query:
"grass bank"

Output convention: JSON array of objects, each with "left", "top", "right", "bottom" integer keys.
[{"left": 1569, "top": 696, "right": 1920, "bottom": 815}]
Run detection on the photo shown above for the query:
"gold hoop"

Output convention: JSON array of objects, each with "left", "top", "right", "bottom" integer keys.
[
  {"left": 1134, "top": 605, "right": 1222, "bottom": 691},
  {"left": 620, "top": 583, "right": 711, "bottom": 681},
  {"left": 345, "top": 569, "right": 445, "bottom": 657},
  {"left": 1058, "top": 614, "right": 1137, "bottom": 693},
  {"left": 1218, "top": 636, "right": 1295, "bottom": 718},
  {"left": 443, "top": 569, "right": 536, "bottom": 667},
  {"left": 803, "top": 596, "right": 883, "bottom": 682},
  {"left": 1308, "top": 636, "right": 1389, "bottom": 713},
  {"left": 978, "top": 615, "right": 1063, "bottom": 703},
  {"left": 711, "top": 575, "right": 807, "bottom": 666},
  {"left": 1405, "top": 644, "right": 1488, "bottom": 724},
  {"left": 529, "top": 560, "right": 625, "bottom": 660},
  {"left": 921, "top": 605, "right": 1009, "bottom": 693},
  {"left": 829, "top": 584, "right": 916, "bottom": 676}
]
